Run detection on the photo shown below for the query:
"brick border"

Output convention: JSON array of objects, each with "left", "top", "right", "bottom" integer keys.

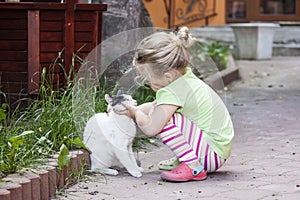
[{"left": 0, "top": 150, "right": 90, "bottom": 200}]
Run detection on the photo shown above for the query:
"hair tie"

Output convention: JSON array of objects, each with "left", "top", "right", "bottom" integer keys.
[
  {"left": 177, "top": 26, "right": 196, "bottom": 48},
  {"left": 177, "top": 26, "right": 189, "bottom": 40}
]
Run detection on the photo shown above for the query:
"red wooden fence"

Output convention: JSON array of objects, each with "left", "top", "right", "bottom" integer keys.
[{"left": 0, "top": 0, "right": 107, "bottom": 106}]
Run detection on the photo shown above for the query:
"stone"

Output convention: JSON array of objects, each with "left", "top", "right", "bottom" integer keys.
[
  {"left": 39, "top": 166, "right": 57, "bottom": 199},
  {"left": 31, "top": 169, "right": 49, "bottom": 200},
  {"left": 21, "top": 169, "right": 41, "bottom": 200},
  {"left": 0, "top": 182, "right": 22, "bottom": 200},
  {"left": 2, "top": 175, "right": 31, "bottom": 200},
  {"left": 0, "top": 189, "right": 11, "bottom": 200}
]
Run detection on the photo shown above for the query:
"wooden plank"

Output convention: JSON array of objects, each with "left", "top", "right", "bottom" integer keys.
[
  {"left": 40, "top": 63, "right": 63, "bottom": 73},
  {"left": 28, "top": 10, "right": 40, "bottom": 94},
  {"left": 40, "top": 21, "right": 63, "bottom": 31},
  {"left": 0, "top": 40, "right": 27, "bottom": 50},
  {"left": 0, "top": 19, "right": 27, "bottom": 30},
  {"left": 40, "top": 42, "right": 63, "bottom": 52},
  {"left": 75, "top": 42, "right": 93, "bottom": 52},
  {"left": 0, "top": 30, "right": 27, "bottom": 40},
  {"left": 21, "top": 0, "right": 61, "bottom": 2},
  {"left": 0, "top": 3, "right": 67, "bottom": 10},
  {"left": 40, "top": 31, "right": 63, "bottom": 42},
  {"left": 42, "top": 64, "right": 63, "bottom": 73},
  {"left": 75, "top": 32, "right": 93, "bottom": 42},
  {"left": 75, "top": 52, "right": 88, "bottom": 60},
  {"left": 1, "top": 82, "right": 28, "bottom": 94},
  {"left": 0, "top": 72, "right": 27, "bottom": 82},
  {"left": 76, "top": 4, "right": 107, "bottom": 11},
  {"left": 75, "top": 11, "right": 94, "bottom": 21},
  {"left": 40, "top": 52, "right": 61, "bottom": 63},
  {"left": 0, "top": 61, "right": 27, "bottom": 72},
  {"left": 75, "top": 21, "right": 94, "bottom": 31},
  {"left": 45, "top": 73, "right": 61, "bottom": 84},
  {"left": 0, "top": 10, "right": 27, "bottom": 19},
  {"left": 40, "top": 10, "right": 64, "bottom": 21},
  {"left": 0, "top": 51, "right": 27, "bottom": 61}
]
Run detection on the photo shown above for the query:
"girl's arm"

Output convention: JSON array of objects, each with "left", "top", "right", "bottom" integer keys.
[
  {"left": 123, "top": 102, "right": 178, "bottom": 137},
  {"left": 136, "top": 100, "right": 156, "bottom": 115}
]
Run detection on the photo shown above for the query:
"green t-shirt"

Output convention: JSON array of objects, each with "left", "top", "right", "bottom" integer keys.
[{"left": 156, "top": 68, "right": 234, "bottom": 159}]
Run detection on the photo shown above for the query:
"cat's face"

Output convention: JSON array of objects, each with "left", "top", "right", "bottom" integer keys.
[{"left": 105, "top": 94, "right": 137, "bottom": 112}]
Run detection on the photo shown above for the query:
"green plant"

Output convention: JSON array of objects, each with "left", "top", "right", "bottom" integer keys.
[
  {"left": 0, "top": 131, "right": 34, "bottom": 174},
  {"left": 205, "top": 40, "right": 230, "bottom": 71},
  {"left": 0, "top": 108, "right": 6, "bottom": 128},
  {"left": 132, "top": 85, "right": 156, "bottom": 105},
  {"left": 189, "top": 40, "right": 231, "bottom": 77}
]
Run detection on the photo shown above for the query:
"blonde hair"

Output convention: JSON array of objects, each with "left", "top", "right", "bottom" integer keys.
[{"left": 133, "top": 27, "right": 195, "bottom": 78}]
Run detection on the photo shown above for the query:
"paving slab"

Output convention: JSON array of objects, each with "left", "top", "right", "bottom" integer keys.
[{"left": 55, "top": 56, "right": 300, "bottom": 200}]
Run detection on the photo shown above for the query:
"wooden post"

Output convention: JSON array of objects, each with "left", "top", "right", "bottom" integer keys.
[
  {"left": 27, "top": 10, "right": 40, "bottom": 94},
  {"left": 92, "top": 11, "right": 102, "bottom": 70},
  {"left": 64, "top": 0, "right": 75, "bottom": 82},
  {"left": 94, "top": 11, "right": 102, "bottom": 46}
]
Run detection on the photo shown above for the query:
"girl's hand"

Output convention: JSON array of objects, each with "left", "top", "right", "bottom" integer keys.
[{"left": 114, "top": 102, "right": 137, "bottom": 120}]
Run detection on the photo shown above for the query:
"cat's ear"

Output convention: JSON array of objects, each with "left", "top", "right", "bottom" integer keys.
[
  {"left": 117, "top": 89, "right": 124, "bottom": 96},
  {"left": 105, "top": 94, "right": 112, "bottom": 104}
]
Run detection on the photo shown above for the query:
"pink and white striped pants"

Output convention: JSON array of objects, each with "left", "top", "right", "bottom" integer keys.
[{"left": 157, "top": 113, "right": 226, "bottom": 173}]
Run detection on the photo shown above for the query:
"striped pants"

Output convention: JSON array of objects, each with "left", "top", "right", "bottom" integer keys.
[{"left": 157, "top": 113, "right": 226, "bottom": 173}]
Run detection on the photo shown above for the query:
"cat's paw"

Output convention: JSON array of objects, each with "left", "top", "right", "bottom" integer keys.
[
  {"left": 90, "top": 168, "right": 119, "bottom": 176},
  {"left": 106, "top": 169, "right": 119, "bottom": 176},
  {"left": 138, "top": 167, "right": 144, "bottom": 172},
  {"left": 129, "top": 171, "right": 142, "bottom": 178}
]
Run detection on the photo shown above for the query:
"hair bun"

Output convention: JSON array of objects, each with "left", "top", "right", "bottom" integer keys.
[{"left": 177, "top": 26, "right": 196, "bottom": 48}]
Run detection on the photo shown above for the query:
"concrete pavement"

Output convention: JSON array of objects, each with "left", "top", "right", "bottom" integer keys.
[{"left": 55, "top": 57, "right": 300, "bottom": 200}]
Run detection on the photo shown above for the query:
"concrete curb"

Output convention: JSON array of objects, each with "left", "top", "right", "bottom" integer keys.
[{"left": 204, "top": 55, "right": 240, "bottom": 90}]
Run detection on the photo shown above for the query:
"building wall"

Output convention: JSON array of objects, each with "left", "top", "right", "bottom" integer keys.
[{"left": 143, "top": 0, "right": 226, "bottom": 29}]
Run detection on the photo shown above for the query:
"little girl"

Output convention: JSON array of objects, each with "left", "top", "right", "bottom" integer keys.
[{"left": 118, "top": 27, "right": 234, "bottom": 182}]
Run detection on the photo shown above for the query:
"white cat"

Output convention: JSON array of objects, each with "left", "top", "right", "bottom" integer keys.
[{"left": 83, "top": 94, "right": 143, "bottom": 178}]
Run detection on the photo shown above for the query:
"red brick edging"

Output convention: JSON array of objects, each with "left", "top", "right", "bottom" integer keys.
[{"left": 0, "top": 150, "right": 90, "bottom": 200}]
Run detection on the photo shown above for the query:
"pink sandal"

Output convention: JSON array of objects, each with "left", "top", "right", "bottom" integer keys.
[{"left": 160, "top": 162, "right": 207, "bottom": 182}]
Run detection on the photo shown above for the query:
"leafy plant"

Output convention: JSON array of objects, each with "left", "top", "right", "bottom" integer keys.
[
  {"left": 189, "top": 39, "right": 231, "bottom": 78},
  {"left": 0, "top": 131, "right": 34, "bottom": 174},
  {"left": 204, "top": 40, "right": 230, "bottom": 71},
  {"left": 132, "top": 85, "right": 156, "bottom": 105},
  {"left": 58, "top": 144, "right": 71, "bottom": 171}
]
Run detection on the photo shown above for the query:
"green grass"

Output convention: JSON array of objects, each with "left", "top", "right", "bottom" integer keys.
[{"left": 0, "top": 55, "right": 156, "bottom": 178}]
